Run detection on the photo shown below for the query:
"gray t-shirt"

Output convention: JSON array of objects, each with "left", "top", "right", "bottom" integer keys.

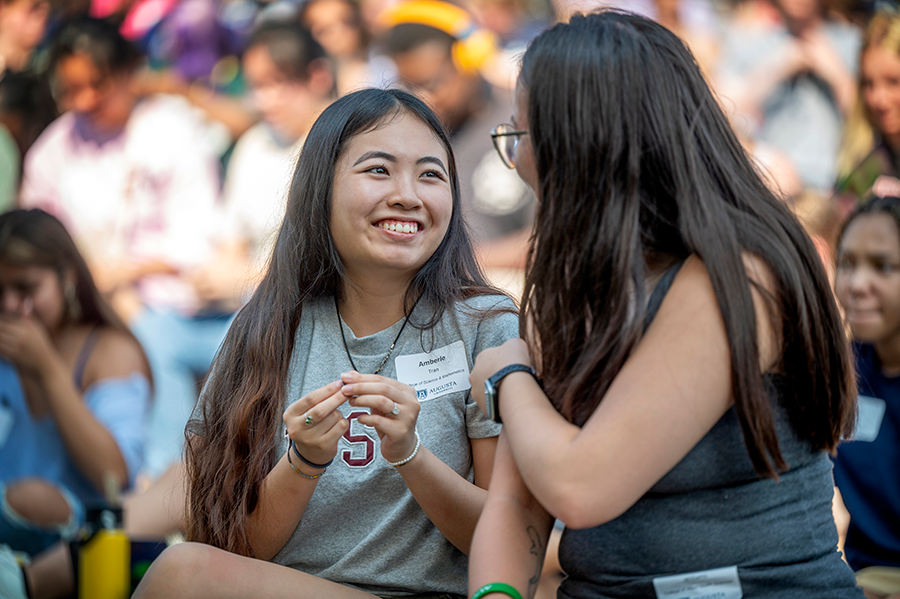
[{"left": 271, "top": 294, "right": 515, "bottom": 596}]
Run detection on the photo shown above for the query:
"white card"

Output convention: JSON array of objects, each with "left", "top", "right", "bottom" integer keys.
[
  {"left": 0, "top": 400, "right": 14, "bottom": 448},
  {"left": 652, "top": 565, "right": 743, "bottom": 599},
  {"left": 394, "top": 340, "right": 471, "bottom": 401},
  {"left": 853, "top": 395, "right": 887, "bottom": 442}
]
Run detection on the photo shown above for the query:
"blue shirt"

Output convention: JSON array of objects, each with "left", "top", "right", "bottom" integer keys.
[
  {"left": 0, "top": 359, "right": 149, "bottom": 507},
  {"left": 832, "top": 343, "right": 900, "bottom": 569}
]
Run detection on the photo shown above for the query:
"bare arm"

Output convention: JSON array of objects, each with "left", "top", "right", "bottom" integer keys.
[
  {"left": 44, "top": 330, "right": 149, "bottom": 491},
  {"left": 125, "top": 462, "right": 187, "bottom": 539},
  {"left": 131, "top": 69, "right": 256, "bottom": 141},
  {"left": 832, "top": 485, "right": 850, "bottom": 560},
  {"left": 800, "top": 29, "right": 857, "bottom": 115},
  {"left": 394, "top": 435, "right": 496, "bottom": 554},
  {"left": 244, "top": 381, "right": 349, "bottom": 560},
  {"left": 469, "top": 256, "right": 779, "bottom": 528},
  {"left": 469, "top": 432, "right": 555, "bottom": 599},
  {"left": 341, "top": 371, "right": 499, "bottom": 554},
  {"left": 0, "top": 322, "right": 149, "bottom": 491}
]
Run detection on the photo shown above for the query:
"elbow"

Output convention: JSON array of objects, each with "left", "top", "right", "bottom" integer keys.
[
  {"left": 553, "top": 502, "right": 608, "bottom": 531},
  {"left": 544, "top": 486, "right": 628, "bottom": 531}
]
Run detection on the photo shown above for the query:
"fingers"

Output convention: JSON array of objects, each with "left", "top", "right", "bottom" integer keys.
[
  {"left": 290, "top": 410, "right": 349, "bottom": 464},
  {"left": 341, "top": 375, "right": 420, "bottom": 445},
  {"left": 285, "top": 380, "right": 347, "bottom": 423},
  {"left": 341, "top": 377, "right": 417, "bottom": 417},
  {"left": 284, "top": 386, "right": 352, "bottom": 465}
]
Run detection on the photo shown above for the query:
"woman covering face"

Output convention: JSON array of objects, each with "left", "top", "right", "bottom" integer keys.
[
  {"left": 133, "top": 88, "right": 518, "bottom": 599},
  {"left": 0, "top": 209, "right": 151, "bottom": 577}
]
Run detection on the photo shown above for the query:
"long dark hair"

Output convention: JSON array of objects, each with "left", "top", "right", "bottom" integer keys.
[
  {"left": 519, "top": 12, "right": 855, "bottom": 478},
  {"left": 185, "top": 88, "right": 502, "bottom": 555},
  {"left": 0, "top": 209, "right": 148, "bottom": 374}
]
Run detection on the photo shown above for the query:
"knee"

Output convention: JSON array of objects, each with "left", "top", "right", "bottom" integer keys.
[
  {"left": 133, "top": 542, "right": 222, "bottom": 598},
  {"left": 5, "top": 479, "right": 72, "bottom": 526}
]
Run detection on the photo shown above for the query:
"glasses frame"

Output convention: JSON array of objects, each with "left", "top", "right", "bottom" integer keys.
[{"left": 490, "top": 124, "right": 529, "bottom": 169}]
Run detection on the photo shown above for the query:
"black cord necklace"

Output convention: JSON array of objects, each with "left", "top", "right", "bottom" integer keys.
[{"left": 334, "top": 294, "right": 421, "bottom": 375}]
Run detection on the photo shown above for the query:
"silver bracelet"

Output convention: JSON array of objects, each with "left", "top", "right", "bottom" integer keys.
[{"left": 387, "top": 432, "right": 420, "bottom": 467}]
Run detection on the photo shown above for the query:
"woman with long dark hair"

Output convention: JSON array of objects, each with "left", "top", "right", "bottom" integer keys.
[
  {"left": 0, "top": 209, "right": 150, "bottom": 598},
  {"left": 468, "top": 11, "right": 862, "bottom": 599},
  {"left": 134, "top": 87, "right": 516, "bottom": 598}
]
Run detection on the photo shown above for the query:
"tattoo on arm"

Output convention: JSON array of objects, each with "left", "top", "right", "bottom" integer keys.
[{"left": 527, "top": 525, "right": 545, "bottom": 599}]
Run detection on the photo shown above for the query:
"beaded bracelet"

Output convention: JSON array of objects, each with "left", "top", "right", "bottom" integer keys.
[
  {"left": 286, "top": 446, "right": 323, "bottom": 480},
  {"left": 470, "top": 582, "right": 523, "bottom": 599},
  {"left": 290, "top": 440, "right": 334, "bottom": 469},
  {"left": 387, "top": 432, "right": 420, "bottom": 467}
]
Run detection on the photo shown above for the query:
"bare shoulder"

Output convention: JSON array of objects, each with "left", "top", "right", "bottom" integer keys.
[
  {"left": 83, "top": 328, "right": 150, "bottom": 389},
  {"left": 741, "top": 252, "right": 779, "bottom": 297},
  {"left": 670, "top": 253, "right": 777, "bottom": 294},
  {"left": 670, "top": 254, "right": 780, "bottom": 371}
]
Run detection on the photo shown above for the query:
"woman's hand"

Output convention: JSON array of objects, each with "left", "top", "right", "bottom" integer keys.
[
  {"left": 469, "top": 338, "right": 533, "bottom": 415},
  {"left": 340, "top": 371, "right": 419, "bottom": 464},
  {"left": 0, "top": 312, "right": 58, "bottom": 377},
  {"left": 283, "top": 381, "right": 350, "bottom": 466}
]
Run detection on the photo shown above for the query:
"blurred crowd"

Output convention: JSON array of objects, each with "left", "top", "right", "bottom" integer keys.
[{"left": 1, "top": 0, "right": 900, "bottom": 596}]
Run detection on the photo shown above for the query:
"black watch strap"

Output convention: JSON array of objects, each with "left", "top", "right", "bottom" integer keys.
[
  {"left": 485, "top": 364, "right": 538, "bottom": 423},
  {"left": 490, "top": 364, "right": 537, "bottom": 385}
]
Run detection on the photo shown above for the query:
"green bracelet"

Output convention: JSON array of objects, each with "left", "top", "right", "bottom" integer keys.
[{"left": 471, "top": 582, "right": 524, "bottom": 599}]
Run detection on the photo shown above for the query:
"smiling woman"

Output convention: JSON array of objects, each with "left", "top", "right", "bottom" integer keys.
[
  {"left": 837, "top": 13, "right": 900, "bottom": 207},
  {"left": 330, "top": 113, "right": 452, "bottom": 287},
  {"left": 132, "top": 88, "right": 518, "bottom": 599}
]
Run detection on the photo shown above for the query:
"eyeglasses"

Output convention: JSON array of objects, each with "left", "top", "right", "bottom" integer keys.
[{"left": 490, "top": 123, "right": 529, "bottom": 169}]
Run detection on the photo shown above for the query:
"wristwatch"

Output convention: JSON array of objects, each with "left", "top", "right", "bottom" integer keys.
[{"left": 484, "top": 364, "right": 538, "bottom": 423}]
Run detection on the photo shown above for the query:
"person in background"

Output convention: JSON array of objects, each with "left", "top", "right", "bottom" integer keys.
[
  {"left": 189, "top": 22, "right": 336, "bottom": 311},
  {"left": 0, "top": 0, "right": 53, "bottom": 210},
  {"left": 0, "top": 209, "right": 151, "bottom": 599},
  {"left": 299, "top": 0, "right": 385, "bottom": 94},
  {"left": 380, "top": 0, "right": 535, "bottom": 287},
  {"left": 836, "top": 12, "right": 900, "bottom": 215},
  {"left": 19, "top": 17, "right": 230, "bottom": 479},
  {"left": 467, "top": 11, "right": 861, "bottom": 599},
  {"left": 0, "top": 0, "right": 49, "bottom": 75},
  {"left": 0, "top": 70, "right": 56, "bottom": 210},
  {"left": 833, "top": 195, "right": 900, "bottom": 599},
  {"left": 133, "top": 87, "right": 516, "bottom": 599},
  {"left": 650, "top": 0, "right": 719, "bottom": 73},
  {"left": 126, "top": 0, "right": 257, "bottom": 146},
  {"left": 717, "top": 0, "right": 859, "bottom": 192}
]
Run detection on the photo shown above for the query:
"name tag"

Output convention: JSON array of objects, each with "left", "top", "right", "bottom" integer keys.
[
  {"left": 652, "top": 565, "right": 743, "bottom": 599},
  {"left": 853, "top": 395, "right": 886, "bottom": 442},
  {"left": 394, "top": 340, "right": 471, "bottom": 401}
]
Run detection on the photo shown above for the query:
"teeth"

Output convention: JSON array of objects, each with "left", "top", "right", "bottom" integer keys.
[{"left": 379, "top": 221, "right": 418, "bottom": 234}]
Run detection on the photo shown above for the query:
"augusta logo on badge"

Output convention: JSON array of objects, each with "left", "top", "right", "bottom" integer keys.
[{"left": 417, "top": 389, "right": 428, "bottom": 401}]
